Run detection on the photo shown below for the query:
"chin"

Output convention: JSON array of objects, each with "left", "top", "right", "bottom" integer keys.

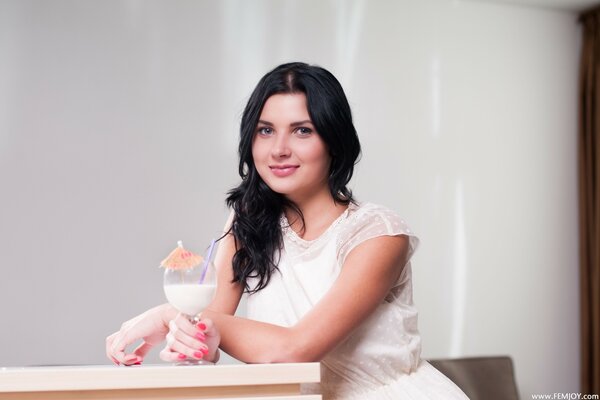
[{"left": 266, "top": 184, "right": 297, "bottom": 196}]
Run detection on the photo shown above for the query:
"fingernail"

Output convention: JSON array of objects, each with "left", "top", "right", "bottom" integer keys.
[
  {"left": 193, "top": 351, "right": 204, "bottom": 359},
  {"left": 195, "top": 332, "right": 206, "bottom": 340},
  {"left": 201, "top": 347, "right": 209, "bottom": 355},
  {"left": 178, "top": 353, "right": 187, "bottom": 360},
  {"left": 197, "top": 322, "right": 206, "bottom": 330}
]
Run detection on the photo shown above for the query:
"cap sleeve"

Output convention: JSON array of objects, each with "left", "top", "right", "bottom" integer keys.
[{"left": 337, "top": 203, "right": 419, "bottom": 267}]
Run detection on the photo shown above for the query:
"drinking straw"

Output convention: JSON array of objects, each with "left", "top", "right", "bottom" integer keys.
[{"left": 199, "top": 238, "right": 216, "bottom": 284}]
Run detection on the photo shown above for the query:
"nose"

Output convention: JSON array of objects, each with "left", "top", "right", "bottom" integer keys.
[{"left": 271, "top": 133, "right": 291, "bottom": 158}]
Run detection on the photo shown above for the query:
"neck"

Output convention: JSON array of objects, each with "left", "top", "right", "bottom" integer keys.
[{"left": 284, "top": 188, "right": 349, "bottom": 240}]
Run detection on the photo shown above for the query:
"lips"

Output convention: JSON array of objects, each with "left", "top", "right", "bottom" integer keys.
[{"left": 269, "top": 165, "right": 299, "bottom": 177}]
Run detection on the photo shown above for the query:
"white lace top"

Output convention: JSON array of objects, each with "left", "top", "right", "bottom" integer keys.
[{"left": 246, "top": 202, "right": 468, "bottom": 400}]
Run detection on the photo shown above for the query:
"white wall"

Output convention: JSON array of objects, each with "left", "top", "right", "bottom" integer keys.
[{"left": 0, "top": 0, "right": 580, "bottom": 398}]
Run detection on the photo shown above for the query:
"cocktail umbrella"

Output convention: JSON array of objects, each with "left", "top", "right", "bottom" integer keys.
[{"left": 160, "top": 240, "right": 203, "bottom": 270}]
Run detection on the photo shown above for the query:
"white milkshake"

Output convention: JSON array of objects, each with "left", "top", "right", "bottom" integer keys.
[{"left": 164, "top": 284, "right": 216, "bottom": 316}]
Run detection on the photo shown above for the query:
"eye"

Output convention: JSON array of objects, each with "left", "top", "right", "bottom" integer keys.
[
  {"left": 295, "top": 127, "right": 313, "bottom": 136},
  {"left": 256, "top": 127, "right": 273, "bottom": 136}
]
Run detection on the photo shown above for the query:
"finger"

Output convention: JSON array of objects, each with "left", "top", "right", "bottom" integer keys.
[
  {"left": 105, "top": 333, "right": 122, "bottom": 365},
  {"left": 169, "top": 320, "right": 207, "bottom": 351},
  {"left": 132, "top": 341, "right": 153, "bottom": 360},
  {"left": 108, "top": 352, "right": 120, "bottom": 366},
  {"left": 159, "top": 346, "right": 187, "bottom": 363},
  {"left": 122, "top": 354, "right": 141, "bottom": 366},
  {"left": 165, "top": 331, "right": 208, "bottom": 360},
  {"left": 110, "top": 333, "right": 139, "bottom": 364},
  {"left": 173, "top": 313, "right": 199, "bottom": 337},
  {"left": 110, "top": 338, "right": 128, "bottom": 364},
  {"left": 105, "top": 333, "right": 115, "bottom": 360},
  {"left": 165, "top": 330, "right": 176, "bottom": 348},
  {"left": 194, "top": 317, "right": 220, "bottom": 362},
  {"left": 197, "top": 317, "right": 217, "bottom": 337}
]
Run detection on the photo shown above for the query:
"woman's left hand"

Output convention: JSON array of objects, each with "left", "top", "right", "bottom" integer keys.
[{"left": 159, "top": 314, "right": 221, "bottom": 363}]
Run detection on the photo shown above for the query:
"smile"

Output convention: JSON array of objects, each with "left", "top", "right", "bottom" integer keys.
[{"left": 269, "top": 165, "right": 299, "bottom": 177}]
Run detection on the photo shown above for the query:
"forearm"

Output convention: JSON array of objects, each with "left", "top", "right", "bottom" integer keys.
[
  {"left": 153, "top": 302, "right": 179, "bottom": 326},
  {"left": 201, "top": 309, "right": 314, "bottom": 363},
  {"left": 201, "top": 236, "right": 410, "bottom": 365}
]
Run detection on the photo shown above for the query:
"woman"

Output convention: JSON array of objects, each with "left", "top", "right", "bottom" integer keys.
[{"left": 106, "top": 62, "right": 468, "bottom": 399}]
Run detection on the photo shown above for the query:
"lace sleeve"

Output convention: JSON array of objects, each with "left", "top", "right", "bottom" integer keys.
[{"left": 337, "top": 204, "right": 419, "bottom": 267}]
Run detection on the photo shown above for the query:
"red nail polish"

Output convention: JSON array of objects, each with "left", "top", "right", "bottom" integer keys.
[
  {"left": 193, "top": 351, "right": 204, "bottom": 359},
  {"left": 195, "top": 332, "right": 206, "bottom": 340},
  {"left": 197, "top": 322, "right": 206, "bottom": 330},
  {"left": 201, "top": 347, "right": 209, "bottom": 355},
  {"left": 178, "top": 353, "right": 187, "bottom": 360}
]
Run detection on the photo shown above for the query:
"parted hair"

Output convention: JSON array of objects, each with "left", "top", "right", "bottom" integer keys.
[{"left": 225, "top": 62, "right": 361, "bottom": 293}]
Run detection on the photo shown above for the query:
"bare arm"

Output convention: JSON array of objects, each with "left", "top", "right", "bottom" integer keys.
[
  {"left": 204, "top": 234, "right": 410, "bottom": 363},
  {"left": 156, "top": 212, "right": 247, "bottom": 363},
  {"left": 209, "top": 211, "right": 244, "bottom": 315},
  {"left": 106, "top": 213, "right": 243, "bottom": 365}
]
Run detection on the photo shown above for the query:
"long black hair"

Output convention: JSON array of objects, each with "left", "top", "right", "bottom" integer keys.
[{"left": 226, "top": 62, "right": 361, "bottom": 293}]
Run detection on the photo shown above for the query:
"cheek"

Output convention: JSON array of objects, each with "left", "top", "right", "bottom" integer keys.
[
  {"left": 300, "top": 148, "right": 330, "bottom": 183},
  {"left": 251, "top": 142, "right": 271, "bottom": 180},
  {"left": 251, "top": 140, "right": 265, "bottom": 163},
  {"left": 302, "top": 142, "right": 330, "bottom": 168}
]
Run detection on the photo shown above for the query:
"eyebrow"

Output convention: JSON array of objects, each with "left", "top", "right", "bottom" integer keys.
[
  {"left": 291, "top": 120, "right": 313, "bottom": 127},
  {"left": 257, "top": 119, "right": 313, "bottom": 127}
]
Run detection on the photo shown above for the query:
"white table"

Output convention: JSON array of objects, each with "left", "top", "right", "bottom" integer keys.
[{"left": 0, "top": 363, "right": 321, "bottom": 399}]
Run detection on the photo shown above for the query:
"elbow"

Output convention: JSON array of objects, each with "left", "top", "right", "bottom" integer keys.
[
  {"left": 258, "top": 330, "right": 323, "bottom": 363},
  {"left": 281, "top": 344, "right": 321, "bottom": 363}
]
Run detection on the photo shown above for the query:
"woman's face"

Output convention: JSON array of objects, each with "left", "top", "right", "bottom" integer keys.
[{"left": 252, "top": 93, "right": 331, "bottom": 203}]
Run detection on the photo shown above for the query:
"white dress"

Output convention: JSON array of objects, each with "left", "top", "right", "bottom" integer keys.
[{"left": 246, "top": 202, "right": 469, "bottom": 400}]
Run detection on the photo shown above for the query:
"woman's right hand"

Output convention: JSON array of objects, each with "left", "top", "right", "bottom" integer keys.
[
  {"left": 159, "top": 314, "right": 221, "bottom": 363},
  {"left": 105, "top": 303, "right": 177, "bottom": 366}
]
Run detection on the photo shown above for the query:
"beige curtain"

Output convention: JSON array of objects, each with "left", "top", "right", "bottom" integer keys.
[{"left": 579, "top": 7, "right": 600, "bottom": 395}]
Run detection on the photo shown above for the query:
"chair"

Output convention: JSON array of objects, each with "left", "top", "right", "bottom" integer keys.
[{"left": 428, "top": 355, "right": 520, "bottom": 400}]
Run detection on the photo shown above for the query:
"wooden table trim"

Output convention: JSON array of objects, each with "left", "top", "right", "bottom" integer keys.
[{"left": 0, "top": 363, "right": 321, "bottom": 399}]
